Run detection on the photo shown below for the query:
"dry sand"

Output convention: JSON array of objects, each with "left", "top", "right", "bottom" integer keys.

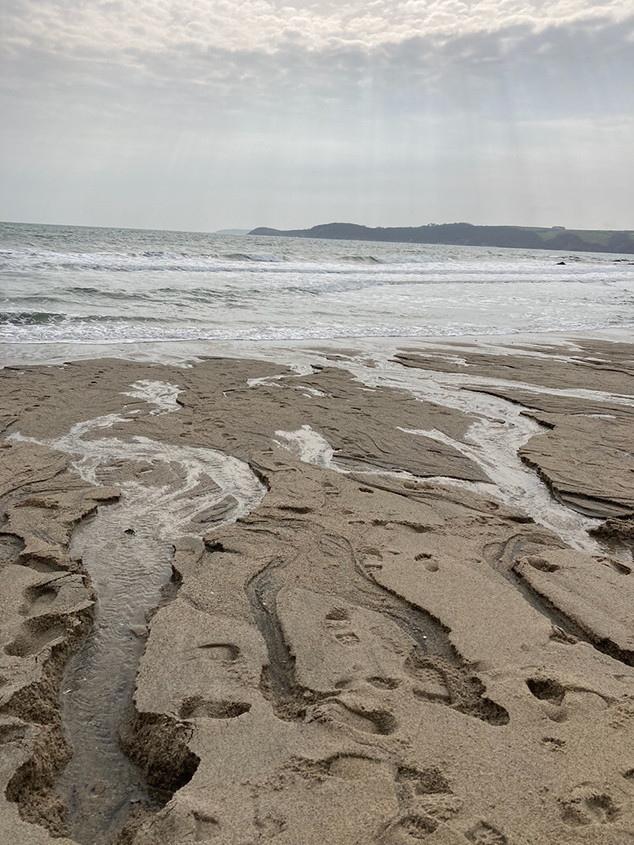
[{"left": 1, "top": 338, "right": 634, "bottom": 845}]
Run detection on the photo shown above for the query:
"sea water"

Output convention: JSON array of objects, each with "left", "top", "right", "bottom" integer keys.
[{"left": 1, "top": 221, "right": 633, "bottom": 344}]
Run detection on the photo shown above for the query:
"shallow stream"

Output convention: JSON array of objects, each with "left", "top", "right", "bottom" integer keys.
[{"left": 11, "top": 380, "right": 265, "bottom": 844}]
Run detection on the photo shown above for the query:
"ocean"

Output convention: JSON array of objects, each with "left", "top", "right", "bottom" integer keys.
[{"left": 1, "top": 220, "right": 633, "bottom": 345}]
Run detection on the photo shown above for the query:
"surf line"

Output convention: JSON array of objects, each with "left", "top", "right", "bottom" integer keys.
[{"left": 9, "top": 380, "right": 265, "bottom": 845}]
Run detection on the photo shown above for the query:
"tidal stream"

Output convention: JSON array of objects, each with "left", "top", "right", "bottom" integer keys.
[{"left": 11, "top": 381, "right": 265, "bottom": 844}]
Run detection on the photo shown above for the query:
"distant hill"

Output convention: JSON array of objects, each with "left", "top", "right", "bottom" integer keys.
[
  {"left": 215, "top": 228, "right": 250, "bottom": 235},
  {"left": 248, "top": 222, "right": 634, "bottom": 255}
]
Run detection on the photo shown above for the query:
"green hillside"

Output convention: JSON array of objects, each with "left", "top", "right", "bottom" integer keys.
[{"left": 249, "top": 223, "right": 634, "bottom": 255}]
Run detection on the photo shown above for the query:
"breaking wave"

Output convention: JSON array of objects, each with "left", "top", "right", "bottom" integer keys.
[{"left": 1, "top": 221, "right": 633, "bottom": 345}]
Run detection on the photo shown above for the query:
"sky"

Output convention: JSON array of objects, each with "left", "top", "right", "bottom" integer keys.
[{"left": 1, "top": 0, "right": 633, "bottom": 232}]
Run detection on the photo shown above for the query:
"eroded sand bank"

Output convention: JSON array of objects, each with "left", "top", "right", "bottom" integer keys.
[{"left": 1, "top": 338, "right": 634, "bottom": 845}]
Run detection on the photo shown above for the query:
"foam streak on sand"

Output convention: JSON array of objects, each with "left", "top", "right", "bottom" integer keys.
[
  {"left": 122, "top": 380, "right": 183, "bottom": 415},
  {"left": 274, "top": 425, "right": 334, "bottom": 468},
  {"left": 256, "top": 348, "right": 605, "bottom": 551},
  {"left": 397, "top": 417, "right": 602, "bottom": 554}
]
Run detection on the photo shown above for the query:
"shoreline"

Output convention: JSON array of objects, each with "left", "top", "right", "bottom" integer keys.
[
  {"left": 1, "top": 333, "right": 633, "bottom": 844},
  {"left": 2, "top": 326, "right": 633, "bottom": 369}
]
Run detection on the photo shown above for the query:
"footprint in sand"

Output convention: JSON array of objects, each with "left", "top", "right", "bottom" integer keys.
[
  {"left": 526, "top": 676, "right": 568, "bottom": 722},
  {"left": 0, "top": 534, "right": 25, "bottom": 566},
  {"left": 396, "top": 764, "right": 452, "bottom": 796},
  {"left": 361, "top": 549, "right": 384, "bottom": 572},
  {"left": 465, "top": 820, "right": 508, "bottom": 844},
  {"left": 335, "top": 631, "right": 361, "bottom": 645},
  {"left": 395, "top": 765, "right": 463, "bottom": 825},
  {"left": 541, "top": 736, "right": 566, "bottom": 751},
  {"left": 364, "top": 758, "right": 463, "bottom": 842},
  {"left": 196, "top": 642, "right": 241, "bottom": 662},
  {"left": 325, "top": 607, "right": 363, "bottom": 645},
  {"left": 179, "top": 696, "right": 251, "bottom": 719},
  {"left": 20, "top": 581, "right": 61, "bottom": 614},
  {"left": 192, "top": 811, "right": 221, "bottom": 841},
  {"left": 314, "top": 700, "right": 397, "bottom": 735},
  {"left": 325, "top": 607, "right": 351, "bottom": 626},
  {"left": 381, "top": 813, "right": 439, "bottom": 842},
  {"left": 522, "top": 554, "right": 560, "bottom": 573},
  {"left": 405, "top": 651, "right": 451, "bottom": 703},
  {"left": 526, "top": 677, "right": 566, "bottom": 705},
  {"left": 4, "top": 614, "right": 74, "bottom": 658},
  {"left": 5, "top": 569, "right": 93, "bottom": 658},
  {"left": 325, "top": 754, "right": 386, "bottom": 780},
  {"left": 255, "top": 811, "right": 287, "bottom": 836},
  {"left": 414, "top": 553, "right": 439, "bottom": 572},
  {"left": 559, "top": 783, "right": 621, "bottom": 826},
  {"left": 367, "top": 676, "right": 401, "bottom": 690}
]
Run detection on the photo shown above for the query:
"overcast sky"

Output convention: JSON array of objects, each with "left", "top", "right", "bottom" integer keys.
[{"left": 1, "top": 0, "right": 633, "bottom": 232}]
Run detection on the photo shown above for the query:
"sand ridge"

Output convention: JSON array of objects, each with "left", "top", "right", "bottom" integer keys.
[{"left": 0, "top": 340, "right": 633, "bottom": 844}]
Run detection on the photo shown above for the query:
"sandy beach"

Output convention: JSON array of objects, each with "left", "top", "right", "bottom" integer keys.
[{"left": 1, "top": 335, "right": 634, "bottom": 845}]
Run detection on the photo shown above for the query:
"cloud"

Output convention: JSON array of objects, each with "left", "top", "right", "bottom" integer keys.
[
  {"left": 3, "top": 2, "right": 632, "bottom": 132},
  {"left": 3, "top": 0, "right": 633, "bottom": 57},
  {"left": 1, "top": 0, "right": 633, "bottom": 229},
  {"left": 3, "top": 11, "right": 632, "bottom": 122}
]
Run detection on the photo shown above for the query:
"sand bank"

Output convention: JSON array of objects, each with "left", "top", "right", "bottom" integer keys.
[{"left": 1, "top": 337, "right": 633, "bottom": 844}]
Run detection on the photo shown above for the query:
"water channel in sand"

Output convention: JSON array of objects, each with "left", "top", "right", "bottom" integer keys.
[{"left": 10, "top": 380, "right": 265, "bottom": 845}]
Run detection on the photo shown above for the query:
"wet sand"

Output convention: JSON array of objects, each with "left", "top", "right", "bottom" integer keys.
[{"left": 1, "top": 336, "right": 634, "bottom": 845}]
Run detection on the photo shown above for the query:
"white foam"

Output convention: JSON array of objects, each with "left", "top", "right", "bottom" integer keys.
[
  {"left": 122, "top": 379, "right": 182, "bottom": 414},
  {"left": 295, "top": 385, "right": 328, "bottom": 397},
  {"left": 9, "top": 378, "right": 265, "bottom": 540},
  {"left": 274, "top": 425, "right": 334, "bottom": 468},
  {"left": 237, "top": 341, "right": 619, "bottom": 555}
]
